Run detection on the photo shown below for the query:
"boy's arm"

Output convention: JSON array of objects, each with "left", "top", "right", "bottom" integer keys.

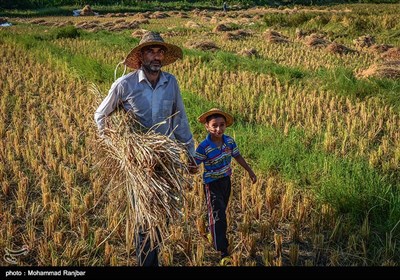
[{"left": 234, "top": 155, "right": 257, "bottom": 184}]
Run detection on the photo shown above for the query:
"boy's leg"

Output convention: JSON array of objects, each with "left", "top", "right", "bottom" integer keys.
[{"left": 203, "top": 176, "right": 231, "bottom": 256}]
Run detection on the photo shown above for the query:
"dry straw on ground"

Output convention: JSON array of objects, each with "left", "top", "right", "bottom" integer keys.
[
  {"left": 81, "top": 5, "right": 95, "bottom": 16},
  {"left": 264, "top": 30, "right": 289, "bottom": 44},
  {"left": 304, "top": 33, "right": 330, "bottom": 48},
  {"left": 381, "top": 47, "right": 400, "bottom": 61},
  {"left": 91, "top": 84, "right": 192, "bottom": 253},
  {"left": 186, "top": 40, "right": 220, "bottom": 51},
  {"left": 326, "top": 42, "right": 356, "bottom": 55},
  {"left": 358, "top": 60, "right": 400, "bottom": 79},
  {"left": 353, "top": 35, "right": 375, "bottom": 48},
  {"left": 238, "top": 48, "right": 258, "bottom": 57}
]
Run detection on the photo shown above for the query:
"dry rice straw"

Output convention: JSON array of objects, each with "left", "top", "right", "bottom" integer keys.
[{"left": 93, "top": 84, "right": 192, "bottom": 254}]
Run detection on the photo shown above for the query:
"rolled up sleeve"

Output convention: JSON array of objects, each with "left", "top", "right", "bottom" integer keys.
[
  {"left": 171, "top": 86, "right": 195, "bottom": 157},
  {"left": 94, "top": 82, "right": 122, "bottom": 134}
]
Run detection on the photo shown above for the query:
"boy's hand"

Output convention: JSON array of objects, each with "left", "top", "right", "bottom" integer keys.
[{"left": 249, "top": 172, "right": 257, "bottom": 184}]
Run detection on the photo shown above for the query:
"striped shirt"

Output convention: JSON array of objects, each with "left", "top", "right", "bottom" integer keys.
[{"left": 195, "top": 134, "right": 240, "bottom": 184}]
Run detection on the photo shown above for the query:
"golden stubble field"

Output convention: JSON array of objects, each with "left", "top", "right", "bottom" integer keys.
[{"left": 1, "top": 4, "right": 399, "bottom": 266}]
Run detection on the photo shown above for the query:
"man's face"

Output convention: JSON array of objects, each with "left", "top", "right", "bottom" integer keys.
[{"left": 140, "top": 45, "right": 166, "bottom": 72}]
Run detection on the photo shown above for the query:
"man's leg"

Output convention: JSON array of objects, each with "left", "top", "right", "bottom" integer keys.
[{"left": 135, "top": 228, "right": 159, "bottom": 266}]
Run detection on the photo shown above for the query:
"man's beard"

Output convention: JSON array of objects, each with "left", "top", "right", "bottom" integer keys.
[{"left": 142, "top": 61, "right": 162, "bottom": 73}]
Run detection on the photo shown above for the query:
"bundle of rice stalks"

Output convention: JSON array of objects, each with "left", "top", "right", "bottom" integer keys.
[
  {"left": 326, "top": 42, "right": 356, "bottom": 55},
  {"left": 295, "top": 28, "right": 307, "bottom": 40},
  {"left": 357, "top": 61, "right": 400, "bottom": 79},
  {"left": 150, "top": 12, "right": 169, "bottom": 19},
  {"left": 264, "top": 30, "right": 289, "bottom": 44},
  {"left": 213, "top": 24, "right": 231, "bottom": 32},
  {"left": 92, "top": 84, "right": 192, "bottom": 252},
  {"left": 185, "top": 21, "right": 201, "bottom": 29},
  {"left": 238, "top": 48, "right": 258, "bottom": 57},
  {"left": 353, "top": 35, "right": 375, "bottom": 48},
  {"left": 186, "top": 40, "right": 220, "bottom": 52},
  {"left": 81, "top": 5, "right": 95, "bottom": 16},
  {"left": 177, "top": 12, "right": 189, "bottom": 18},
  {"left": 131, "top": 29, "right": 149, "bottom": 38},
  {"left": 369, "top": 44, "right": 392, "bottom": 54},
  {"left": 381, "top": 47, "right": 400, "bottom": 61},
  {"left": 304, "top": 33, "right": 330, "bottom": 48},
  {"left": 224, "top": 29, "right": 252, "bottom": 40}
]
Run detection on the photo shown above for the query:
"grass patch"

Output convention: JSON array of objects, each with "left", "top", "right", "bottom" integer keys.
[
  {"left": 317, "top": 67, "right": 400, "bottom": 110},
  {"left": 232, "top": 122, "right": 399, "bottom": 234},
  {"left": 183, "top": 48, "right": 306, "bottom": 83},
  {"left": 180, "top": 88, "right": 400, "bottom": 239}
]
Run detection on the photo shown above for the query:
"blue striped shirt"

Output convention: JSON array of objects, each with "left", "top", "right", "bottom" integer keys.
[{"left": 195, "top": 134, "right": 240, "bottom": 184}]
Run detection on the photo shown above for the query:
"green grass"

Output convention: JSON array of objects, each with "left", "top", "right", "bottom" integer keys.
[
  {"left": 3, "top": 24, "right": 399, "bottom": 112},
  {"left": 316, "top": 67, "right": 400, "bottom": 110},
  {"left": 184, "top": 89, "right": 400, "bottom": 241},
  {"left": 232, "top": 122, "right": 399, "bottom": 234}
]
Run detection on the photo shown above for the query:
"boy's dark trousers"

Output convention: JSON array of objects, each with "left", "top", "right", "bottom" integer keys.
[
  {"left": 135, "top": 227, "right": 160, "bottom": 266},
  {"left": 204, "top": 176, "right": 231, "bottom": 256}
]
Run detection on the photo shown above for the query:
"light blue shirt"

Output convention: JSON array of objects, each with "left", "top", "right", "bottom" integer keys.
[{"left": 94, "top": 69, "right": 195, "bottom": 156}]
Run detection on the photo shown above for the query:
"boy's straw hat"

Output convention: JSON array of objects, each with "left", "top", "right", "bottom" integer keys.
[
  {"left": 198, "top": 108, "right": 234, "bottom": 127},
  {"left": 124, "top": 31, "right": 183, "bottom": 69}
]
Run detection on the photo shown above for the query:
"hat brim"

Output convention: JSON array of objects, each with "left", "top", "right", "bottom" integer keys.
[
  {"left": 123, "top": 41, "right": 183, "bottom": 69},
  {"left": 198, "top": 109, "right": 234, "bottom": 127}
]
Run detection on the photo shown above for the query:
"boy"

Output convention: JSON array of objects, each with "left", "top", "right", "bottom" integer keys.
[{"left": 194, "top": 108, "right": 257, "bottom": 262}]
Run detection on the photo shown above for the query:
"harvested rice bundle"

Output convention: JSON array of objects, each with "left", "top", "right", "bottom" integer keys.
[
  {"left": 186, "top": 40, "right": 220, "bottom": 52},
  {"left": 93, "top": 85, "right": 192, "bottom": 252},
  {"left": 81, "top": 5, "right": 95, "bottom": 16},
  {"left": 238, "top": 48, "right": 258, "bottom": 57},
  {"left": 357, "top": 61, "right": 400, "bottom": 79},
  {"left": 381, "top": 47, "right": 400, "bottom": 61},
  {"left": 353, "top": 34, "right": 375, "bottom": 48},
  {"left": 304, "top": 33, "right": 330, "bottom": 48},
  {"left": 326, "top": 42, "right": 356, "bottom": 55},
  {"left": 264, "top": 30, "right": 289, "bottom": 44}
]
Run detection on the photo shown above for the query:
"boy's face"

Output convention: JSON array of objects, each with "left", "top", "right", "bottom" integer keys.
[{"left": 205, "top": 117, "right": 226, "bottom": 139}]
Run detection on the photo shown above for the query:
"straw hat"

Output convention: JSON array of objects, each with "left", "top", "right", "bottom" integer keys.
[
  {"left": 124, "top": 31, "right": 183, "bottom": 69},
  {"left": 198, "top": 108, "right": 234, "bottom": 127}
]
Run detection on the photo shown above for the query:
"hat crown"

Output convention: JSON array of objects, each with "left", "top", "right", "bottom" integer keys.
[
  {"left": 124, "top": 31, "right": 182, "bottom": 69},
  {"left": 139, "top": 32, "right": 165, "bottom": 45}
]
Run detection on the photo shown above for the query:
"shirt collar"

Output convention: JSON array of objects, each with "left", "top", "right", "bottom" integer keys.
[
  {"left": 138, "top": 69, "right": 168, "bottom": 87},
  {"left": 206, "top": 133, "right": 226, "bottom": 148}
]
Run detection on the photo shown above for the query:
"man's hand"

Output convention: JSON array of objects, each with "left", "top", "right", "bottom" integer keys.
[{"left": 188, "top": 156, "right": 199, "bottom": 174}]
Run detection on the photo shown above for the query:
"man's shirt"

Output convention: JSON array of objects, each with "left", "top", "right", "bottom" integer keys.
[{"left": 94, "top": 69, "right": 195, "bottom": 156}]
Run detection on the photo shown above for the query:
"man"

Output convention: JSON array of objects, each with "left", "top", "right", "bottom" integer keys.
[{"left": 94, "top": 31, "right": 198, "bottom": 266}]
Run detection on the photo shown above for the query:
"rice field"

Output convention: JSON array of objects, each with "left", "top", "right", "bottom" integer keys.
[{"left": 0, "top": 3, "right": 399, "bottom": 266}]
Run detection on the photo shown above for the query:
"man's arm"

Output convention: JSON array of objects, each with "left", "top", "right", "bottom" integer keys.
[
  {"left": 170, "top": 79, "right": 198, "bottom": 173},
  {"left": 170, "top": 81, "right": 195, "bottom": 157},
  {"left": 94, "top": 82, "right": 122, "bottom": 134}
]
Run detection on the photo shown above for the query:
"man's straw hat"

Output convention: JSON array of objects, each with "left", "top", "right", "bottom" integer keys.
[
  {"left": 124, "top": 31, "right": 183, "bottom": 69},
  {"left": 198, "top": 108, "right": 234, "bottom": 127}
]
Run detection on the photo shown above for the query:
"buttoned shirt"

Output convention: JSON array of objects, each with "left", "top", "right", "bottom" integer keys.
[
  {"left": 194, "top": 134, "right": 240, "bottom": 184},
  {"left": 94, "top": 69, "right": 195, "bottom": 156}
]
